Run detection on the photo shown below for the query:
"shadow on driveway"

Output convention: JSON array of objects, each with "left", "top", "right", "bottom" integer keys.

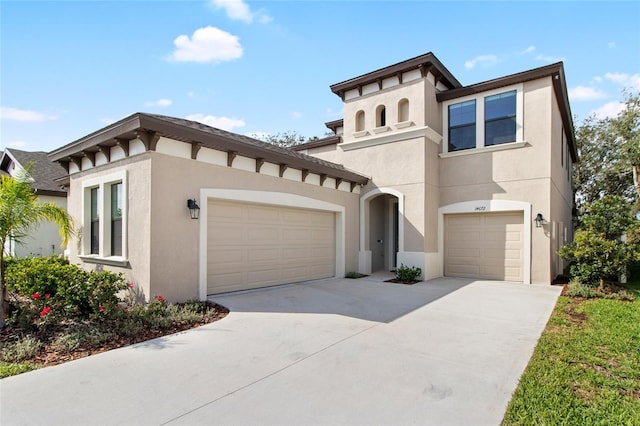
[{"left": 209, "top": 276, "right": 476, "bottom": 323}]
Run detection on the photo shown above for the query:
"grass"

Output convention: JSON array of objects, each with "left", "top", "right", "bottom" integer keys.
[{"left": 502, "top": 275, "right": 640, "bottom": 425}]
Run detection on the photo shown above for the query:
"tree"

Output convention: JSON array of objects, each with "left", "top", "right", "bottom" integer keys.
[
  {"left": 574, "top": 91, "right": 640, "bottom": 210},
  {"left": 252, "top": 131, "right": 319, "bottom": 148},
  {"left": 558, "top": 196, "right": 640, "bottom": 289},
  {"left": 0, "top": 165, "right": 74, "bottom": 327}
]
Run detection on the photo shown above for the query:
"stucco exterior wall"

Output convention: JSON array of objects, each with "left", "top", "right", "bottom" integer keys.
[
  {"left": 342, "top": 79, "right": 428, "bottom": 143},
  {"left": 67, "top": 155, "right": 153, "bottom": 298},
  {"left": 438, "top": 77, "right": 572, "bottom": 284},
  {"left": 148, "top": 152, "right": 361, "bottom": 302}
]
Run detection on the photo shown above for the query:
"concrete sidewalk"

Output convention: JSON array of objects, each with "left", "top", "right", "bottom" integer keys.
[{"left": 1, "top": 277, "right": 561, "bottom": 425}]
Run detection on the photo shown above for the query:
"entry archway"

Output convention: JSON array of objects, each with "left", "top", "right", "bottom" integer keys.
[{"left": 359, "top": 188, "right": 404, "bottom": 274}]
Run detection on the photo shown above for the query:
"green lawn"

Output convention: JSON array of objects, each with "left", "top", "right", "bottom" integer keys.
[{"left": 502, "top": 277, "right": 640, "bottom": 425}]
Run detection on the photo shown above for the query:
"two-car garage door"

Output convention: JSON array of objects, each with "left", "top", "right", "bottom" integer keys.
[
  {"left": 444, "top": 211, "right": 524, "bottom": 281},
  {"left": 207, "top": 200, "right": 336, "bottom": 294}
]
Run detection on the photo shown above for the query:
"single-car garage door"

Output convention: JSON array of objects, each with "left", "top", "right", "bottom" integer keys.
[
  {"left": 207, "top": 200, "right": 336, "bottom": 294},
  {"left": 444, "top": 211, "right": 523, "bottom": 281}
]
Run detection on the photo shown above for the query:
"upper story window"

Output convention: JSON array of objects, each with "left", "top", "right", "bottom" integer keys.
[
  {"left": 376, "top": 105, "right": 386, "bottom": 127},
  {"left": 398, "top": 99, "right": 409, "bottom": 122},
  {"left": 485, "top": 90, "right": 516, "bottom": 146},
  {"left": 448, "top": 100, "right": 476, "bottom": 151},
  {"left": 443, "top": 84, "right": 523, "bottom": 154},
  {"left": 355, "top": 110, "right": 365, "bottom": 132}
]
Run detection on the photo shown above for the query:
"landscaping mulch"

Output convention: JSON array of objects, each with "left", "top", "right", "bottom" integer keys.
[
  {"left": 0, "top": 302, "right": 229, "bottom": 369},
  {"left": 384, "top": 279, "right": 420, "bottom": 285}
]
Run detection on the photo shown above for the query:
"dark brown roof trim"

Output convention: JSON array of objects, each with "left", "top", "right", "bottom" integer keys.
[
  {"left": 291, "top": 135, "right": 341, "bottom": 152},
  {"left": 49, "top": 113, "right": 369, "bottom": 185},
  {"left": 436, "top": 62, "right": 577, "bottom": 162},
  {"left": 330, "top": 52, "right": 462, "bottom": 100},
  {"left": 325, "top": 119, "right": 343, "bottom": 134}
]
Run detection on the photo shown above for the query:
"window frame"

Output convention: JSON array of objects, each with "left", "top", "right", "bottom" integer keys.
[
  {"left": 448, "top": 99, "right": 477, "bottom": 152},
  {"left": 81, "top": 171, "right": 128, "bottom": 263},
  {"left": 442, "top": 83, "right": 524, "bottom": 154}
]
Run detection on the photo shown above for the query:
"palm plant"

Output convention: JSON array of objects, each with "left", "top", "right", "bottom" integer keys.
[{"left": 0, "top": 164, "right": 74, "bottom": 327}]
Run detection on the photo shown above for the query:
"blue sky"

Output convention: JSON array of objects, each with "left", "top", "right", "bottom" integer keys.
[{"left": 1, "top": 0, "right": 639, "bottom": 153}]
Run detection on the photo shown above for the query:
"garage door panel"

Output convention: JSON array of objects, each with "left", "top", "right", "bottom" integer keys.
[
  {"left": 248, "top": 206, "right": 279, "bottom": 221},
  {"left": 209, "top": 248, "right": 244, "bottom": 264},
  {"left": 247, "top": 248, "right": 280, "bottom": 262},
  {"left": 207, "top": 200, "right": 336, "bottom": 294},
  {"left": 447, "top": 264, "right": 481, "bottom": 276},
  {"left": 445, "top": 212, "right": 523, "bottom": 282},
  {"left": 282, "top": 228, "right": 310, "bottom": 241}
]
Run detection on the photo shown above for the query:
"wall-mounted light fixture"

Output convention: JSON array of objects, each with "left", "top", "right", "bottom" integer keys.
[
  {"left": 534, "top": 213, "right": 545, "bottom": 228},
  {"left": 187, "top": 199, "right": 200, "bottom": 220}
]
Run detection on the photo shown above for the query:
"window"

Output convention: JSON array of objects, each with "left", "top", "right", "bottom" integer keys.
[
  {"left": 111, "top": 183, "right": 122, "bottom": 256},
  {"left": 90, "top": 187, "right": 100, "bottom": 254},
  {"left": 443, "top": 85, "right": 523, "bottom": 154},
  {"left": 398, "top": 99, "right": 409, "bottom": 122},
  {"left": 82, "top": 171, "right": 127, "bottom": 262},
  {"left": 376, "top": 105, "right": 386, "bottom": 127},
  {"left": 448, "top": 100, "right": 476, "bottom": 151},
  {"left": 355, "top": 110, "right": 365, "bottom": 132},
  {"left": 485, "top": 90, "right": 516, "bottom": 146}
]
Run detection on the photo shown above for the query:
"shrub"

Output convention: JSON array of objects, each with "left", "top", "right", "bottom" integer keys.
[
  {"left": 559, "top": 196, "right": 640, "bottom": 288},
  {"left": 0, "top": 336, "right": 43, "bottom": 362},
  {"left": 395, "top": 264, "right": 422, "bottom": 282},
  {"left": 345, "top": 272, "right": 368, "bottom": 279},
  {"left": 5, "top": 255, "right": 75, "bottom": 297},
  {"left": 5, "top": 256, "right": 127, "bottom": 320},
  {"left": 53, "top": 327, "right": 116, "bottom": 353}
]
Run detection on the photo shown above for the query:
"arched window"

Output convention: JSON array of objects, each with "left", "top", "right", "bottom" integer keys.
[
  {"left": 398, "top": 99, "right": 409, "bottom": 122},
  {"left": 376, "top": 105, "right": 386, "bottom": 127},
  {"left": 355, "top": 110, "right": 365, "bottom": 132}
]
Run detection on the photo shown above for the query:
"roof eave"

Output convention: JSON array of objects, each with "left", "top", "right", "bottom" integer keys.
[{"left": 330, "top": 52, "right": 462, "bottom": 99}]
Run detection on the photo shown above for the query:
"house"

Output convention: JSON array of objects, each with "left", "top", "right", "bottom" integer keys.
[
  {"left": 1, "top": 148, "right": 69, "bottom": 257},
  {"left": 48, "top": 52, "right": 576, "bottom": 302}
]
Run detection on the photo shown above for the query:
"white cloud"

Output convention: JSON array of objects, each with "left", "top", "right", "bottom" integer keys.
[
  {"left": 99, "top": 118, "right": 115, "bottom": 125},
  {"left": 0, "top": 106, "right": 57, "bottom": 122},
  {"left": 592, "top": 76, "right": 603, "bottom": 83},
  {"left": 187, "top": 91, "right": 195, "bottom": 98},
  {"left": 608, "top": 41, "right": 616, "bottom": 48},
  {"left": 464, "top": 55, "right": 497, "bottom": 70},
  {"left": 535, "top": 54, "right": 565, "bottom": 63},
  {"left": 210, "top": 0, "right": 272, "bottom": 24},
  {"left": 290, "top": 111, "right": 302, "bottom": 119},
  {"left": 569, "top": 86, "right": 607, "bottom": 101},
  {"left": 520, "top": 45, "right": 535, "bottom": 55},
  {"left": 167, "top": 26, "right": 243, "bottom": 63},
  {"left": 6, "top": 140, "right": 27, "bottom": 148},
  {"left": 145, "top": 99, "right": 172, "bottom": 107},
  {"left": 186, "top": 113, "right": 245, "bottom": 131},
  {"left": 593, "top": 101, "right": 625, "bottom": 119},
  {"left": 604, "top": 72, "right": 640, "bottom": 91}
]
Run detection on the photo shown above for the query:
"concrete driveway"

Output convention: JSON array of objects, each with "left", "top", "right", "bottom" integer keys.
[{"left": 1, "top": 276, "right": 561, "bottom": 426}]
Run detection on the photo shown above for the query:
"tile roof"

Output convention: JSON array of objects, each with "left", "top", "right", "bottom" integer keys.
[{"left": 49, "top": 113, "right": 369, "bottom": 185}]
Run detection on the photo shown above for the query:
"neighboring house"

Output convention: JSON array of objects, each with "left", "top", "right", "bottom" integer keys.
[
  {"left": 0, "top": 148, "right": 69, "bottom": 257},
  {"left": 48, "top": 52, "right": 576, "bottom": 302}
]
